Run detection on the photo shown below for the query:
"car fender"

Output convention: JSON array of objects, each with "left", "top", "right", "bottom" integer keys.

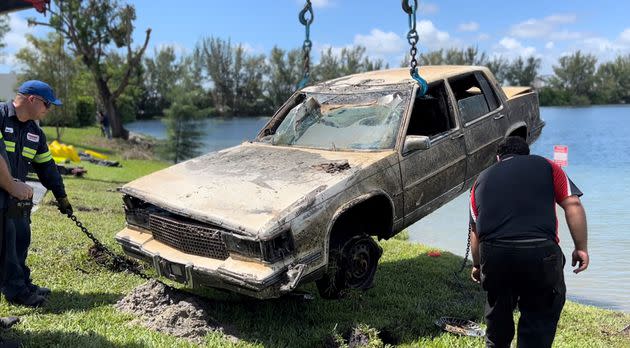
[{"left": 505, "top": 121, "right": 528, "bottom": 139}]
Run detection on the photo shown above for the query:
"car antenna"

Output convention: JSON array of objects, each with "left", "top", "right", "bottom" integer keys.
[
  {"left": 402, "top": 0, "right": 428, "bottom": 96},
  {"left": 296, "top": 0, "right": 314, "bottom": 90}
]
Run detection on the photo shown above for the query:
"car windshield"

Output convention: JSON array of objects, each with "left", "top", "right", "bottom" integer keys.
[{"left": 266, "top": 90, "right": 410, "bottom": 150}]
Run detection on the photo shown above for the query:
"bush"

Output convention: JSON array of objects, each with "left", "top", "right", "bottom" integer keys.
[{"left": 75, "top": 96, "right": 96, "bottom": 127}]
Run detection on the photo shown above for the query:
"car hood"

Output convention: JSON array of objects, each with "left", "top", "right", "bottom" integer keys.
[{"left": 122, "top": 142, "right": 394, "bottom": 237}]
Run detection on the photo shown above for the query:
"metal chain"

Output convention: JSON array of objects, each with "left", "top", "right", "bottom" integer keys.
[
  {"left": 456, "top": 225, "right": 472, "bottom": 274},
  {"left": 402, "top": 0, "right": 428, "bottom": 96},
  {"left": 296, "top": 0, "right": 313, "bottom": 90},
  {"left": 67, "top": 213, "right": 171, "bottom": 288}
]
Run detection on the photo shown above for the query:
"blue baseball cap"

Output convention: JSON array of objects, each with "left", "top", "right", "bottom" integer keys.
[{"left": 17, "top": 80, "right": 62, "bottom": 106}]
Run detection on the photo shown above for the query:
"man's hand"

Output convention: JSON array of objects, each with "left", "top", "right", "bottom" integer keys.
[
  {"left": 56, "top": 196, "right": 73, "bottom": 216},
  {"left": 471, "top": 266, "right": 481, "bottom": 283},
  {"left": 572, "top": 249, "right": 589, "bottom": 273},
  {"left": 8, "top": 181, "right": 33, "bottom": 201}
]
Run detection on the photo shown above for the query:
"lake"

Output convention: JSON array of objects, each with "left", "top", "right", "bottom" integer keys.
[{"left": 126, "top": 105, "right": 630, "bottom": 312}]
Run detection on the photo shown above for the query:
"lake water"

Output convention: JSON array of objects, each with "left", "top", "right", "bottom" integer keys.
[{"left": 126, "top": 105, "right": 630, "bottom": 312}]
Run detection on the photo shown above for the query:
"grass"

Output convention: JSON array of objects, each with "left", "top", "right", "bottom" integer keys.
[{"left": 0, "top": 127, "right": 627, "bottom": 347}]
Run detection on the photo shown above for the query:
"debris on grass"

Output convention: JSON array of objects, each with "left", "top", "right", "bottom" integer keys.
[
  {"left": 427, "top": 250, "right": 442, "bottom": 257},
  {"left": 115, "top": 280, "right": 238, "bottom": 344},
  {"left": 323, "top": 323, "right": 388, "bottom": 348}
]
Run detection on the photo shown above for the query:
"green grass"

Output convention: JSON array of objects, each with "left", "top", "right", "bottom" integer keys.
[{"left": 1, "top": 127, "right": 628, "bottom": 347}]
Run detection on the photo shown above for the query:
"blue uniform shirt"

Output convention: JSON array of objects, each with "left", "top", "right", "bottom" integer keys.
[{"left": 0, "top": 102, "right": 66, "bottom": 200}]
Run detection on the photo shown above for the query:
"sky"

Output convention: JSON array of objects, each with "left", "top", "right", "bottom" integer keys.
[{"left": 1, "top": 0, "right": 630, "bottom": 75}]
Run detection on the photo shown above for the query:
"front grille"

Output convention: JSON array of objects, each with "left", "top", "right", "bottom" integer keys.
[{"left": 148, "top": 214, "right": 229, "bottom": 260}]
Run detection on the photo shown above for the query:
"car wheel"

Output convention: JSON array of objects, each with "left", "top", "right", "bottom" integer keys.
[{"left": 316, "top": 234, "right": 383, "bottom": 299}]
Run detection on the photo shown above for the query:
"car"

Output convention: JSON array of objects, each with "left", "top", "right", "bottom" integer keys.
[{"left": 115, "top": 65, "right": 544, "bottom": 299}]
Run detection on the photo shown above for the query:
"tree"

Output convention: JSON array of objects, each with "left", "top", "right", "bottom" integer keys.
[
  {"left": 14, "top": 32, "right": 85, "bottom": 140},
  {"left": 486, "top": 56, "right": 509, "bottom": 84},
  {"left": 141, "top": 46, "right": 182, "bottom": 118},
  {"left": 312, "top": 46, "right": 384, "bottom": 82},
  {"left": 162, "top": 80, "right": 205, "bottom": 163},
  {"left": 594, "top": 55, "right": 630, "bottom": 104},
  {"left": 196, "top": 37, "right": 267, "bottom": 116},
  {"left": 0, "top": 14, "right": 9, "bottom": 57},
  {"left": 504, "top": 56, "right": 541, "bottom": 86},
  {"left": 549, "top": 51, "right": 597, "bottom": 105},
  {"left": 29, "top": 0, "right": 151, "bottom": 139},
  {"left": 265, "top": 46, "right": 302, "bottom": 112}
]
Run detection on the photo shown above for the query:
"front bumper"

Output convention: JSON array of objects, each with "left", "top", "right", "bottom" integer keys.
[{"left": 115, "top": 227, "right": 311, "bottom": 299}]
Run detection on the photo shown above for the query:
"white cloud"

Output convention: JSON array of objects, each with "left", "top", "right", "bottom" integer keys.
[
  {"left": 619, "top": 28, "right": 630, "bottom": 43},
  {"left": 354, "top": 29, "right": 405, "bottom": 56},
  {"left": 308, "top": 0, "right": 332, "bottom": 8},
  {"left": 458, "top": 21, "right": 479, "bottom": 32},
  {"left": 419, "top": 3, "right": 439, "bottom": 15},
  {"left": 550, "top": 30, "right": 584, "bottom": 41},
  {"left": 509, "top": 13, "right": 577, "bottom": 39},
  {"left": 494, "top": 37, "right": 537, "bottom": 58},
  {"left": 545, "top": 41, "right": 554, "bottom": 49},
  {"left": 478, "top": 33, "right": 490, "bottom": 41},
  {"left": 416, "top": 20, "right": 458, "bottom": 49}
]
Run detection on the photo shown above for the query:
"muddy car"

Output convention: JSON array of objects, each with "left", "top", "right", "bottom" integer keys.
[{"left": 115, "top": 66, "right": 544, "bottom": 299}]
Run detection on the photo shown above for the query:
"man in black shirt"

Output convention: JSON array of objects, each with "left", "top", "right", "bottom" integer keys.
[{"left": 469, "top": 136, "right": 589, "bottom": 348}]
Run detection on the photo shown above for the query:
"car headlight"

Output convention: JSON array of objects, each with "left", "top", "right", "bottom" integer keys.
[
  {"left": 222, "top": 230, "right": 295, "bottom": 263},
  {"left": 122, "top": 194, "right": 150, "bottom": 230}
]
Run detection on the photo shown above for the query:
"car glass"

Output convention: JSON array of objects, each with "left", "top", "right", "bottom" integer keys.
[{"left": 270, "top": 90, "right": 410, "bottom": 150}]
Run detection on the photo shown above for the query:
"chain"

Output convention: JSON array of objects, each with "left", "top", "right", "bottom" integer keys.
[
  {"left": 402, "top": 0, "right": 428, "bottom": 96},
  {"left": 67, "top": 213, "right": 171, "bottom": 288},
  {"left": 296, "top": 0, "right": 313, "bottom": 90},
  {"left": 456, "top": 225, "right": 472, "bottom": 274}
]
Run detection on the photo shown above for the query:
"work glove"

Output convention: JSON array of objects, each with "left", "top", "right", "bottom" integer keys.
[{"left": 57, "top": 196, "right": 73, "bottom": 216}]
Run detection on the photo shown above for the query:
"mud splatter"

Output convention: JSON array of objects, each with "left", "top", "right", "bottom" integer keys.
[
  {"left": 116, "top": 280, "right": 238, "bottom": 344},
  {"left": 312, "top": 160, "right": 350, "bottom": 173}
]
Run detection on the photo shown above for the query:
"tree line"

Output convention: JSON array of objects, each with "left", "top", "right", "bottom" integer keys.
[{"left": 2, "top": 1, "right": 629, "bottom": 162}]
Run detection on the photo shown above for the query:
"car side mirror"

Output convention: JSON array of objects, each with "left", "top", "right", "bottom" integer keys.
[{"left": 403, "top": 135, "right": 431, "bottom": 154}]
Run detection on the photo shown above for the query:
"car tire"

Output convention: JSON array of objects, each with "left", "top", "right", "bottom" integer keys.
[{"left": 316, "top": 233, "right": 383, "bottom": 299}]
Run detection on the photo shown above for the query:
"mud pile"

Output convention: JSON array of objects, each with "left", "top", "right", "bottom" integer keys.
[{"left": 116, "top": 280, "right": 237, "bottom": 344}]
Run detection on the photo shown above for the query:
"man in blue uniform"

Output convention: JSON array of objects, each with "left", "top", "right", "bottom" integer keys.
[
  {"left": 0, "top": 80, "right": 73, "bottom": 307},
  {"left": 468, "top": 136, "right": 589, "bottom": 348}
]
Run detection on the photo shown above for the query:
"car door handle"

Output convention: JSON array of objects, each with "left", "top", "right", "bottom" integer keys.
[
  {"left": 450, "top": 133, "right": 464, "bottom": 140},
  {"left": 493, "top": 114, "right": 505, "bottom": 120}
]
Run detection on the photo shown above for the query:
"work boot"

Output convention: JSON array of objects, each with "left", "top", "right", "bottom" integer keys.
[
  {"left": 0, "top": 317, "right": 19, "bottom": 329},
  {"left": 7, "top": 289, "right": 46, "bottom": 308},
  {"left": 28, "top": 284, "right": 51, "bottom": 297}
]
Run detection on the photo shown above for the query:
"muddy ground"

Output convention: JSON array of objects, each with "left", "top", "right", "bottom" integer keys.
[{"left": 116, "top": 280, "right": 238, "bottom": 344}]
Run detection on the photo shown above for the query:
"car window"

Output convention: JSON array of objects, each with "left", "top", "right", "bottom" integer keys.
[
  {"left": 264, "top": 90, "right": 411, "bottom": 150},
  {"left": 449, "top": 72, "right": 500, "bottom": 124},
  {"left": 405, "top": 81, "right": 457, "bottom": 138}
]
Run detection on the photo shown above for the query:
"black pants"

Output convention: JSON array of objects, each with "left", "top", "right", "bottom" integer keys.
[{"left": 480, "top": 239, "right": 566, "bottom": 348}]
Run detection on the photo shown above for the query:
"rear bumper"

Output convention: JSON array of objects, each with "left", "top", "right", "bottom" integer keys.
[{"left": 115, "top": 227, "right": 301, "bottom": 299}]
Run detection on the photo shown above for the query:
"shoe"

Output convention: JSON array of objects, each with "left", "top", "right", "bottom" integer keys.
[
  {"left": 8, "top": 290, "right": 46, "bottom": 308},
  {"left": 0, "top": 317, "right": 19, "bottom": 328},
  {"left": 28, "top": 284, "right": 51, "bottom": 297}
]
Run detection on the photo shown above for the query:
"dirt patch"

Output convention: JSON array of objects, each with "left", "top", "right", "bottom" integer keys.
[
  {"left": 116, "top": 280, "right": 238, "bottom": 344},
  {"left": 312, "top": 160, "right": 351, "bottom": 173},
  {"left": 621, "top": 324, "right": 630, "bottom": 336},
  {"left": 323, "top": 324, "right": 385, "bottom": 348}
]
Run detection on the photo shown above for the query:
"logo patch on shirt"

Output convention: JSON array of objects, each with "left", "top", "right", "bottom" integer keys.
[
  {"left": 26, "top": 133, "right": 39, "bottom": 142},
  {"left": 4, "top": 127, "right": 13, "bottom": 134}
]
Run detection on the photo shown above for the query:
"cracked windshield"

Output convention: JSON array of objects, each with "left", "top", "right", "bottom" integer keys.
[{"left": 268, "top": 90, "right": 410, "bottom": 150}]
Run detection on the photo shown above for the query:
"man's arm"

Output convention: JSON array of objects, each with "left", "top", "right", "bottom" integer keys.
[
  {"left": 470, "top": 223, "right": 481, "bottom": 283},
  {"left": 0, "top": 156, "right": 32, "bottom": 200},
  {"left": 559, "top": 195, "right": 589, "bottom": 273}
]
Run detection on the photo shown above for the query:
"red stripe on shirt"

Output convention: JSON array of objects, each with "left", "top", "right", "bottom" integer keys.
[{"left": 546, "top": 159, "right": 570, "bottom": 203}]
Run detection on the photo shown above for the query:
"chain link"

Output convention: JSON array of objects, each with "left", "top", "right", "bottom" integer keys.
[
  {"left": 67, "top": 213, "right": 171, "bottom": 288},
  {"left": 402, "top": 0, "right": 428, "bottom": 96},
  {"left": 296, "top": 0, "right": 313, "bottom": 90}
]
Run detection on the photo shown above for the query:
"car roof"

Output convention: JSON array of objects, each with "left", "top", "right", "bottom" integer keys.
[{"left": 303, "top": 65, "right": 491, "bottom": 92}]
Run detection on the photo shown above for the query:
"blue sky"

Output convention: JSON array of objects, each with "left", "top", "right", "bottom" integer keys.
[{"left": 2, "top": 0, "right": 629, "bottom": 75}]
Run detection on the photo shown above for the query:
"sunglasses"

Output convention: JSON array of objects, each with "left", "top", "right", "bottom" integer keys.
[{"left": 32, "top": 96, "right": 51, "bottom": 109}]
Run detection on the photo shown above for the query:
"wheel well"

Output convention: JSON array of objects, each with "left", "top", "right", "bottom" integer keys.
[
  {"left": 330, "top": 195, "right": 393, "bottom": 242},
  {"left": 509, "top": 126, "right": 527, "bottom": 140}
]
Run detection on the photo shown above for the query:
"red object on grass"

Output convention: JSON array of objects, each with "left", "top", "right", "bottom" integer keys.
[{"left": 428, "top": 250, "right": 442, "bottom": 257}]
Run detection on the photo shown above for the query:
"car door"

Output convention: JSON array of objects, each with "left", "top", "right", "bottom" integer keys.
[
  {"left": 449, "top": 71, "right": 508, "bottom": 182},
  {"left": 399, "top": 81, "right": 467, "bottom": 225}
]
